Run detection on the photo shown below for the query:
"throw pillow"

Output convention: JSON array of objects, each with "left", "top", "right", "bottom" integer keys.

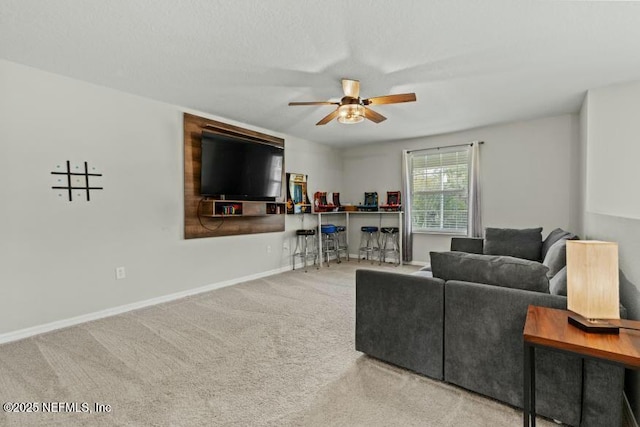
[
  {"left": 542, "top": 228, "right": 578, "bottom": 259},
  {"left": 549, "top": 266, "right": 567, "bottom": 296},
  {"left": 450, "top": 237, "right": 484, "bottom": 254},
  {"left": 430, "top": 251, "right": 550, "bottom": 293},
  {"left": 483, "top": 227, "right": 543, "bottom": 261},
  {"left": 543, "top": 238, "right": 568, "bottom": 279}
]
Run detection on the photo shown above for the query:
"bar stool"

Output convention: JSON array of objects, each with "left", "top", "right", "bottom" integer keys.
[
  {"left": 335, "top": 225, "right": 349, "bottom": 262},
  {"left": 379, "top": 227, "right": 400, "bottom": 265},
  {"left": 320, "top": 224, "right": 339, "bottom": 267},
  {"left": 359, "top": 226, "right": 379, "bottom": 263},
  {"left": 292, "top": 229, "right": 318, "bottom": 272}
]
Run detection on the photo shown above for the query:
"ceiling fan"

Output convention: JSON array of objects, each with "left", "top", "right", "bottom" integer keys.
[{"left": 288, "top": 79, "right": 417, "bottom": 125}]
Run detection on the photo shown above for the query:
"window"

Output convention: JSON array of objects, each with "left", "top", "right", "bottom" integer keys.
[{"left": 409, "top": 146, "right": 470, "bottom": 234}]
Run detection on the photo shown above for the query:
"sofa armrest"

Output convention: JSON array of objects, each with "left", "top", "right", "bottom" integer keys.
[
  {"left": 445, "top": 280, "right": 580, "bottom": 424},
  {"left": 355, "top": 269, "right": 445, "bottom": 379},
  {"left": 444, "top": 280, "right": 623, "bottom": 426},
  {"left": 450, "top": 237, "right": 484, "bottom": 254}
]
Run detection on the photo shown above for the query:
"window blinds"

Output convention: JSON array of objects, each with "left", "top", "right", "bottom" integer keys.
[{"left": 410, "top": 147, "right": 470, "bottom": 233}]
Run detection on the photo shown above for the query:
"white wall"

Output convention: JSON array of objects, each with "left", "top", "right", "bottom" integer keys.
[
  {"left": 284, "top": 135, "right": 342, "bottom": 233},
  {"left": 580, "top": 80, "right": 640, "bottom": 420},
  {"left": 582, "top": 81, "right": 640, "bottom": 318},
  {"left": 586, "top": 81, "right": 640, "bottom": 219},
  {"left": 341, "top": 114, "right": 580, "bottom": 263},
  {"left": 0, "top": 59, "right": 342, "bottom": 336}
]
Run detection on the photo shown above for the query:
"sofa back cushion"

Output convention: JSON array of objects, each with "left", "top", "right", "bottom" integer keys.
[
  {"left": 483, "top": 227, "right": 543, "bottom": 261},
  {"left": 543, "top": 238, "right": 569, "bottom": 279},
  {"left": 542, "top": 228, "right": 579, "bottom": 259},
  {"left": 450, "top": 237, "right": 484, "bottom": 254},
  {"left": 549, "top": 266, "right": 568, "bottom": 296},
  {"left": 430, "top": 251, "right": 550, "bottom": 293}
]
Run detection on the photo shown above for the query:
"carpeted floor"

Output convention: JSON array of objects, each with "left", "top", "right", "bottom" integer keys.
[{"left": 0, "top": 262, "right": 555, "bottom": 426}]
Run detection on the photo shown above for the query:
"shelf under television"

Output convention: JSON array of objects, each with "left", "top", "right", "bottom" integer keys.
[{"left": 199, "top": 199, "right": 286, "bottom": 218}]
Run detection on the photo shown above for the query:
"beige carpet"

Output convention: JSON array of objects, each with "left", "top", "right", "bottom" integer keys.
[{"left": 0, "top": 262, "right": 554, "bottom": 426}]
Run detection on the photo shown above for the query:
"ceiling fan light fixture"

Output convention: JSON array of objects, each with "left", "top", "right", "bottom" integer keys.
[
  {"left": 288, "top": 79, "right": 415, "bottom": 125},
  {"left": 337, "top": 104, "right": 365, "bottom": 124}
]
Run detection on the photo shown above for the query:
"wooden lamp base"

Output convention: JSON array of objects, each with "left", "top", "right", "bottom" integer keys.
[{"left": 568, "top": 311, "right": 620, "bottom": 334}]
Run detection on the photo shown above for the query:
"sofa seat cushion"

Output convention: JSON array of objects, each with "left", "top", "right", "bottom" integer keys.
[
  {"left": 430, "top": 251, "right": 550, "bottom": 293},
  {"left": 483, "top": 227, "right": 543, "bottom": 261}
]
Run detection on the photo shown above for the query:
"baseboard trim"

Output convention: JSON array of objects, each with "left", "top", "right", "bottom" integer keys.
[
  {"left": 624, "top": 392, "right": 639, "bottom": 427},
  {"left": 348, "top": 253, "right": 411, "bottom": 265},
  {"left": 0, "top": 264, "right": 293, "bottom": 345},
  {"left": 349, "top": 253, "right": 374, "bottom": 263}
]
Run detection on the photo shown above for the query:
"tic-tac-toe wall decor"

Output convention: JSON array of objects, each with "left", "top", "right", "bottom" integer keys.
[{"left": 51, "top": 161, "right": 103, "bottom": 201}]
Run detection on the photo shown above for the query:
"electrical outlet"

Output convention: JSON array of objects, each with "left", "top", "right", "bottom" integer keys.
[
  {"left": 282, "top": 241, "right": 289, "bottom": 251},
  {"left": 115, "top": 266, "right": 126, "bottom": 280},
  {"left": 266, "top": 245, "right": 272, "bottom": 254}
]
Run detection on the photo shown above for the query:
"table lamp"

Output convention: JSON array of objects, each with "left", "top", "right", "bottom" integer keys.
[{"left": 566, "top": 240, "right": 620, "bottom": 334}]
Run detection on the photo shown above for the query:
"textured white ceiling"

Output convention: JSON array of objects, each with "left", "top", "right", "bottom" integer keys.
[{"left": 2, "top": 0, "right": 640, "bottom": 146}]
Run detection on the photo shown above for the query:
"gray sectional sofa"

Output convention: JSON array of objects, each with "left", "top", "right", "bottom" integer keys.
[{"left": 355, "top": 228, "right": 624, "bottom": 427}]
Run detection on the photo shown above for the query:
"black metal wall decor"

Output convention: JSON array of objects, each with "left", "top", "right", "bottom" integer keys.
[{"left": 51, "top": 161, "right": 103, "bottom": 201}]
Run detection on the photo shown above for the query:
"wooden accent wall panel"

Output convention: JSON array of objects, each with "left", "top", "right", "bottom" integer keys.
[{"left": 183, "top": 113, "right": 285, "bottom": 239}]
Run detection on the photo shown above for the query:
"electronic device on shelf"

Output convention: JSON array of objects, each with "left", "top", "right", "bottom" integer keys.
[
  {"left": 286, "top": 173, "right": 312, "bottom": 214},
  {"left": 332, "top": 192, "right": 345, "bottom": 211},
  {"left": 313, "top": 191, "right": 336, "bottom": 212},
  {"left": 380, "top": 191, "right": 402, "bottom": 211},
  {"left": 200, "top": 130, "right": 284, "bottom": 201},
  {"left": 358, "top": 192, "right": 379, "bottom": 211}
]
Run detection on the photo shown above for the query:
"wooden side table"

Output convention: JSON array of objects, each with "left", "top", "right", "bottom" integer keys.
[{"left": 523, "top": 305, "right": 640, "bottom": 427}]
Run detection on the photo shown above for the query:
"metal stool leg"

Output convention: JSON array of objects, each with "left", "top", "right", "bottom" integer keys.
[
  {"left": 327, "top": 233, "right": 338, "bottom": 266},
  {"left": 365, "top": 231, "right": 378, "bottom": 264},
  {"left": 324, "top": 233, "right": 330, "bottom": 267},
  {"left": 292, "top": 234, "right": 302, "bottom": 271},
  {"left": 379, "top": 232, "right": 388, "bottom": 265},
  {"left": 320, "top": 225, "right": 338, "bottom": 267},
  {"left": 359, "top": 227, "right": 379, "bottom": 263},
  {"left": 393, "top": 232, "right": 400, "bottom": 265},
  {"left": 336, "top": 228, "right": 348, "bottom": 262},
  {"left": 333, "top": 232, "right": 342, "bottom": 263},
  {"left": 371, "top": 231, "right": 380, "bottom": 264},
  {"left": 310, "top": 235, "right": 319, "bottom": 269},
  {"left": 293, "top": 230, "right": 318, "bottom": 272},
  {"left": 379, "top": 228, "right": 400, "bottom": 266},
  {"left": 302, "top": 235, "right": 309, "bottom": 272}
]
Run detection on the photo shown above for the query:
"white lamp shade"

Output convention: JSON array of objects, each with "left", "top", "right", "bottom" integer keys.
[{"left": 567, "top": 240, "right": 619, "bottom": 320}]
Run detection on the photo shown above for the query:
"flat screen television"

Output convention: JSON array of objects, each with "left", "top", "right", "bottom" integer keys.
[{"left": 200, "top": 131, "right": 284, "bottom": 201}]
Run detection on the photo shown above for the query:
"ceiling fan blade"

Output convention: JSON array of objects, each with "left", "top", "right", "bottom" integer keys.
[
  {"left": 342, "top": 79, "right": 360, "bottom": 98},
  {"left": 316, "top": 109, "right": 340, "bottom": 125},
  {"left": 289, "top": 101, "right": 339, "bottom": 106},
  {"left": 364, "top": 107, "right": 387, "bottom": 124},
  {"left": 363, "top": 93, "right": 417, "bottom": 105}
]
